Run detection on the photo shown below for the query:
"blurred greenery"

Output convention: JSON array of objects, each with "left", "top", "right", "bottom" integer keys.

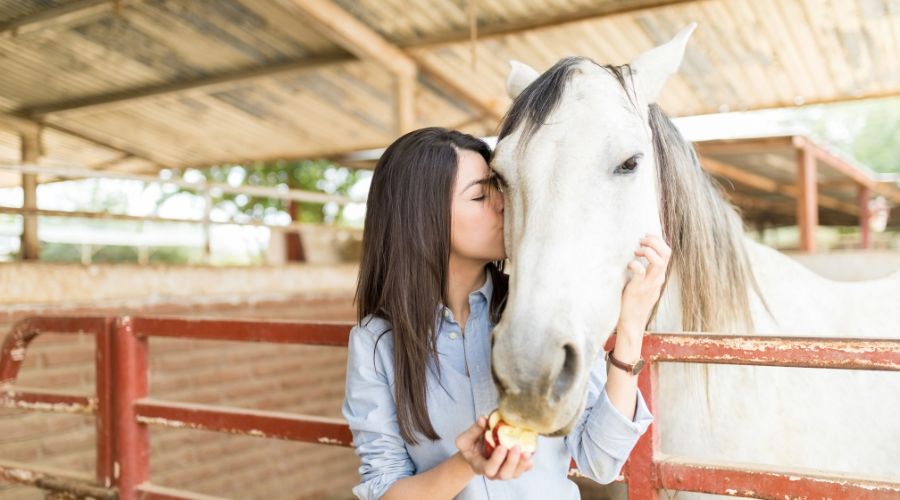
[
  {"left": 36, "top": 242, "right": 200, "bottom": 264},
  {"left": 785, "top": 97, "right": 900, "bottom": 174},
  {"left": 166, "top": 159, "right": 366, "bottom": 225}
]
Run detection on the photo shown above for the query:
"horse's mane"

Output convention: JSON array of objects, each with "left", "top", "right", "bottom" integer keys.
[
  {"left": 498, "top": 57, "right": 764, "bottom": 333},
  {"left": 648, "top": 104, "right": 766, "bottom": 333}
]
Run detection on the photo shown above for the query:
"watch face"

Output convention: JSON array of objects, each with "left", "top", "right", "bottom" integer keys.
[{"left": 632, "top": 359, "right": 646, "bottom": 375}]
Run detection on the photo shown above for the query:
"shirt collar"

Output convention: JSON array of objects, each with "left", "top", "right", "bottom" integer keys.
[
  {"left": 435, "top": 267, "right": 495, "bottom": 316},
  {"left": 472, "top": 266, "right": 494, "bottom": 303}
]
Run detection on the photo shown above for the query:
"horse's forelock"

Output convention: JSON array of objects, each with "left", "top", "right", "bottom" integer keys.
[{"left": 498, "top": 59, "right": 639, "bottom": 153}]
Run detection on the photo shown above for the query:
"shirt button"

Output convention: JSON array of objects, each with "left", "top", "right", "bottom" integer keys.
[
  {"left": 449, "top": 332, "right": 458, "bottom": 340},
  {"left": 443, "top": 309, "right": 450, "bottom": 318}
]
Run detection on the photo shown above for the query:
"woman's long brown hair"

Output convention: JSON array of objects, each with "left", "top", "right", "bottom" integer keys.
[{"left": 355, "top": 127, "right": 508, "bottom": 446}]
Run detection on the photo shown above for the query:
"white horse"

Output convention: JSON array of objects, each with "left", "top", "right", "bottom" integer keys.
[{"left": 489, "top": 23, "right": 900, "bottom": 496}]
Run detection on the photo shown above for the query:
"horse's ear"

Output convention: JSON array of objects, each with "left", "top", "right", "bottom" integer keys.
[
  {"left": 506, "top": 60, "right": 540, "bottom": 99},
  {"left": 630, "top": 22, "right": 697, "bottom": 104}
]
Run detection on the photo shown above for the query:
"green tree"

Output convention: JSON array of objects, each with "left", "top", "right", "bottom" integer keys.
[
  {"left": 166, "top": 159, "right": 367, "bottom": 225},
  {"left": 785, "top": 97, "right": 900, "bottom": 174}
]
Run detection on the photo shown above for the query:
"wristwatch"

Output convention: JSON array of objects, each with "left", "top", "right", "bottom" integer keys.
[{"left": 605, "top": 349, "right": 645, "bottom": 376}]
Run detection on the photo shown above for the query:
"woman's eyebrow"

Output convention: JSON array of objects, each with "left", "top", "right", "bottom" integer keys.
[{"left": 461, "top": 176, "right": 492, "bottom": 193}]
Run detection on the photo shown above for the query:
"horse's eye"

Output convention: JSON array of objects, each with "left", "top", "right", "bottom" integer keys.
[{"left": 614, "top": 154, "right": 642, "bottom": 175}]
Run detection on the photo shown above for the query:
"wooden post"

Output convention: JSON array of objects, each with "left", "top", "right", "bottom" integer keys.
[
  {"left": 285, "top": 200, "right": 306, "bottom": 262},
  {"left": 795, "top": 143, "right": 818, "bottom": 252},
  {"left": 202, "top": 188, "right": 212, "bottom": 262},
  {"left": 20, "top": 131, "right": 41, "bottom": 260},
  {"left": 858, "top": 185, "right": 872, "bottom": 250}
]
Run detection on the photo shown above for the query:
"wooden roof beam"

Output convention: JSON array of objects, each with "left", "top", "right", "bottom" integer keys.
[
  {"left": 0, "top": 0, "right": 124, "bottom": 37},
  {"left": 284, "top": 0, "right": 504, "bottom": 123},
  {"left": 283, "top": 0, "right": 415, "bottom": 78},
  {"left": 407, "top": 0, "right": 699, "bottom": 49},
  {"left": 0, "top": 112, "right": 40, "bottom": 136},
  {"left": 701, "top": 155, "right": 859, "bottom": 216},
  {"left": 792, "top": 136, "right": 875, "bottom": 189},
  {"left": 26, "top": 56, "right": 353, "bottom": 118},
  {"left": 1, "top": 111, "right": 169, "bottom": 169}
]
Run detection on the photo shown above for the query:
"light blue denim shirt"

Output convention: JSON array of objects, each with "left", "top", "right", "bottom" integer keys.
[{"left": 342, "top": 270, "right": 653, "bottom": 499}]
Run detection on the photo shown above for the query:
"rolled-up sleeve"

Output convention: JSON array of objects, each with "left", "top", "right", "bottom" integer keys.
[
  {"left": 564, "top": 349, "right": 653, "bottom": 484},
  {"left": 342, "top": 324, "right": 416, "bottom": 499}
]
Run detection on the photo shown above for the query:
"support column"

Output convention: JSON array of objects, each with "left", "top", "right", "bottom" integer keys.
[
  {"left": 20, "top": 131, "right": 41, "bottom": 260},
  {"left": 285, "top": 200, "right": 306, "bottom": 262},
  {"left": 795, "top": 143, "right": 818, "bottom": 252},
  {"left": 202, "top": 188, "right": 212, "bottom": 262},
  {"left": 858, "top": 185, "right": 872, "bottom": 250}
]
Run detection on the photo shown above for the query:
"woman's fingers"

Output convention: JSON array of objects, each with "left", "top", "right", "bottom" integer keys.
[
  {"left": 495, "top": 446, "right": 522, "bottom": 480},
  {"left": 513, "top": 452, "right": 533, "bottom": 476},
  {"left": 483, "top": 445, "right": 508, "bottom": 477},
  {"left": 642, "top": 234, "right": 672, "bottom": 259},
  {"left": 628, "top": 259, "right": 646, "bottom": 276},
  {"left": 457, "top": 416, "right": 485, "bottom": 449},
  {"left": 635, "top": 246, "right": 665, "bottom": 279}
]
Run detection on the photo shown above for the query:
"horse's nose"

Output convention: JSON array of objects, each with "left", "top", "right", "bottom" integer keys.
[{"left": 548, "top": 342, "right": 580, "bottom": 402}]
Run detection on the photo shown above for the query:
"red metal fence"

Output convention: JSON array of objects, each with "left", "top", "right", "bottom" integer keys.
[{"left": 1, "top": 315, "right": 898, "bottom": 499}]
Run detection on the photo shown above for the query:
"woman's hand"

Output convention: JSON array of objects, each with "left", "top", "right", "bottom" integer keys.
[
  {"left": 618, "top": 234, "right": 672, "bottom": 337},
  {"left": 456, "top": 415, "right": 534, "bottom": 480}
]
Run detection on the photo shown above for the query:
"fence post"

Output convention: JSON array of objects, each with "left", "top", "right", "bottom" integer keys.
[
  {"left": 95, "top": 317, "right": 116, "bottom": 489},
  {"left": 624, "top": 361, "right": 660, "bottom": 500},
  {"left": 113, "top": 316, "right": 149, "bottom": 499}
]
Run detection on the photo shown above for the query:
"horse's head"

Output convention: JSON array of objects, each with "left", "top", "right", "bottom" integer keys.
[{"left": 490, "top": 24, "right": 696, "bottom": 435}]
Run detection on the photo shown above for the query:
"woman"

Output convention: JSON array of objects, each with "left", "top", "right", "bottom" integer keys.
[{"left": 342, "top": 127, "right": 670, "bottom": 499}]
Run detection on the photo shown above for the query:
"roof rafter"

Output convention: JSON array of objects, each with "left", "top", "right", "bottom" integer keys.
[
  {"left": 0, "top": 0, "right": 128, "bottom": 37},
  {"left": 406, "top": 0, "right": 701, "bottom": 49},
  {"left": 283, "top": 0, "right": 504, "bottom": 124},
  {"left": 25, "top": 56, "right": 353, "bottom": 118}
]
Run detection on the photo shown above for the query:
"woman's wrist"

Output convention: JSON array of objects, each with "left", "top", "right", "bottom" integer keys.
[
  {"left": 455, "top": 451, "right": 478, "bottom": 477},
  {"left": 613, "top": 323, "right": 644, "bottom": 361}
]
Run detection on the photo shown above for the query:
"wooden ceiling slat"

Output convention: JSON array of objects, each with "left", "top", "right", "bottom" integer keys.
[
  {"left": 859, "top": 1, "right": 900, "bottom": 93},
  {"left": 695, "top": 1, "right": 775, "bottom": 110},
  {"left": 30, "top": 56, "right": 352, "bottom": 118},
  {"left": 1, "top": 0, "right": 898, "bottom": 170},
  {"left": 892, "top": 4, "right": 900, "bottom": 81},
  {"left": 135, "top": 93, "right": 299, "bottom": 164},
  {"left": 832, "top": 0, "right": 879, "bottom": 95},
  {"left": 45, "top": 110, "right": 185, "bottom": 166},
  {"left": 680, "top": 2, "right": 757, "bottom": 111},
  {"left": 726, "top": 0, "right": 798, "bottom": 108},
  {"left": 753, "top": 0, "right": 820, "bottom": 101},
  {"left": 799, "top": 0, "right": 857, "bottom": 97},
  {"left": 779, "top": 0, "right": 839, "bottom": 99},
  {"left": 641, "top": 8, "right": 729, "bottom": 109}
]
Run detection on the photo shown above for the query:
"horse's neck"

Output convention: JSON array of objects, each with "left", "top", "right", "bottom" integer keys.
[{"left": 652, "top": 236, "right": 900, "bottom": 337}]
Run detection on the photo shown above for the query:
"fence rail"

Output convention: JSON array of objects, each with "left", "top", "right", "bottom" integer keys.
[{"left": 1, "top": 315, "right": 899, "bottom": 499}]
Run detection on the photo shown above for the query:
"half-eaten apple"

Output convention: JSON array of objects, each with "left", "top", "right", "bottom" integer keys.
[{"left": 482, "top": 409, "right": 538, "bottom": 458}]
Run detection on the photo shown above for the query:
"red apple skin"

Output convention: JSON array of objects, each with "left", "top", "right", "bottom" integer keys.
[
  {"left": 482, "top": 437, "right": 494, "bottom": 458},
  {"left": 482, "top": 417, "right": 518, "bottom": 458}
]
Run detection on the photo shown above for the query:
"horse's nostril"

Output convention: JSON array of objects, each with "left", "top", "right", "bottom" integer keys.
[{"left": 550, "top": 343, "right": 579, "bottom": 401}]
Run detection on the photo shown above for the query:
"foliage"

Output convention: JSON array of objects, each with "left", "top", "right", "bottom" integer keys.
[
  {"left": 166, "top": 159, "right": 366, "bottom": 224},
  {"left": 784, "top": 97, "right": 900, "bottom": 174}
]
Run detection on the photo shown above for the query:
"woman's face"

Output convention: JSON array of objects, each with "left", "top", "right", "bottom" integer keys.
[{"left": 450, "top": 148, "right": 506, "bottom": 264}]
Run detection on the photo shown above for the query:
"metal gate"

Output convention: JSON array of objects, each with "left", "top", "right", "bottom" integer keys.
[{"left": 2, "top": 316, "right": 898, "bottom": 499}]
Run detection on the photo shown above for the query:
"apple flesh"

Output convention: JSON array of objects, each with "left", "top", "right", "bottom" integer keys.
[{"left": 482, "top": 409, "right": 538, "bottom": 458}]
